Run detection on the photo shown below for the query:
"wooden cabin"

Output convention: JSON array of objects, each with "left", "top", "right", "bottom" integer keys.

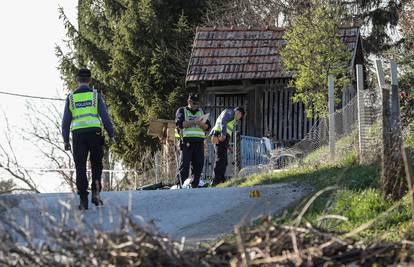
[{"left": 186, "top": 26, "right": 364, "bottom": 146}]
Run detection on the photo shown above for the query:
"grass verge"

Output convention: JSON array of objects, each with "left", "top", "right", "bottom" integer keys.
[{"left": 221, "top": 138, "right": 414, "bottom": 243}]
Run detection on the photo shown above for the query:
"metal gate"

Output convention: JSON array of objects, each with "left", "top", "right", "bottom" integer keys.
[{"left": 201, "top": 135, "right": 274, "bottom": 179}]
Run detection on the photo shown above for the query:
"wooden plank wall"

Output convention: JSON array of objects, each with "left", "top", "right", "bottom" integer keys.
[
  {"left": 202, "top": 79, "right": 319, "bottom": 144},
  {"left": 262, "top": 80, "right": 317, "bottom": 144}
]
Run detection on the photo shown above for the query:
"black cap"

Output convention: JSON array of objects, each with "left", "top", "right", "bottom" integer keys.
[
  {"left": 76, "top": 68, "right": 91, "bottom": 78},
  {"left": 235, "top": 106, "right": 245, "bottom": 117},
  {"left": 188, "top": 93, "right": 200, "bottom": 102}
]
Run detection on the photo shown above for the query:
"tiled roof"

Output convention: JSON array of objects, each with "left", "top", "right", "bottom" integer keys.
[{"left": 186, "top": 26, "right": 360, "bottom": 83}]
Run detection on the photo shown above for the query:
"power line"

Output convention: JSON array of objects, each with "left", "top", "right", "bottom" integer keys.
[{"left": 0, "top": 90, "right": 65, "bottom": 101}]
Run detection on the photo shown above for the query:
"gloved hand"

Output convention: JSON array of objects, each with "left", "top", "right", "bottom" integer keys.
[
  {"left": 218, "top": 134, "right": 226, "bottom": 142},
  {"left": 64, "top": 143, "right": 71, "bottom": 151}
]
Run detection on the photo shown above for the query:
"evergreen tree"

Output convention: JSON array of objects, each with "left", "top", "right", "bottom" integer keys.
[
  {"left": 56, "top": 0, "right": 209, "bottom": 166},
  {"left": 354, "top": 0, "right": 405, "bottom": 54},
  {"left": 204, "top": 0, "right": 406, "bottom": 54},
  {"left": 397, "top": 0, "right": 414, "bottom": 91},
  {"left": 393, "top": 0, "right": 414, "bottom": 147}
]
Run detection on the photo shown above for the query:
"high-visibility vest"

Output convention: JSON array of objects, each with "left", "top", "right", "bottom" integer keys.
[
  {"left": 69, "top": 90, "right": 102, "bottom": 131},
  {"left": 175, "top": 108, "right": 206, "bottom": 139},
  {"left": 212, "top": 109, "right": 235, "bottom": 135}
]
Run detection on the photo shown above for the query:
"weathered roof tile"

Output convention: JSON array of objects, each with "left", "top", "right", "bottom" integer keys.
[{"left": 186, "top": 26, "right": 360, "bottom": 82}]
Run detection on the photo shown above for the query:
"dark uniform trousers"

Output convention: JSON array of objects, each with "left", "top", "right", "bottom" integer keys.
[
  {"left": 212, "top": 134, "right": 230, "bottom": 185},
  {"left": 176, "top": 141, "right": 204, "bottom": 188},
  {"left": 72, "top": 131, "right": 104, "bottom": 196}
]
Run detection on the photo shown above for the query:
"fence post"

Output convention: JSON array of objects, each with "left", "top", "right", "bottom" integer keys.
[
  {"left": 102, "top": 146, "right": 111, "bottom": 190},
  {"left": 376, "top": 59, "right": 406, "bottom": 199},
  {"left": 328, "top": 75, "right": 335, "bottom": 159},
  {"left": 390, "top": 60, "right": 405, "bottom": 198},
  {"left": 375, "top": 60, "right": 389, "bottom": 144},
  {"left": 376, "top": 59, "right": 391, "bottom": 192},
  {"left": 154, "top": 151, "right": 160, "bottom": 184},
  {"left": 390, "top": 59, "right": 401, "bottom": 130},
  {"left": 356, "top": 64, "right": 365, "bottom": 163},
  {"left": 233, "top": 124, "right": 240, "bottom": 178}
]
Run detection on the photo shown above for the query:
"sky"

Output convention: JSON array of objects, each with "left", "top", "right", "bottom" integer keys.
[{"left": 0, "top": 1, "right": 77, "bottom": 192}]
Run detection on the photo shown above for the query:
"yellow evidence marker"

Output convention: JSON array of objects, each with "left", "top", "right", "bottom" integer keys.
[{"left": 249, "top": 189, "right": 261, "bottom": 198}]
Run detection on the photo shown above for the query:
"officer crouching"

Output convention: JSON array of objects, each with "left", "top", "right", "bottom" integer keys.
[{"left": 175, "top": 94, "right": 211, "bottom": 188}]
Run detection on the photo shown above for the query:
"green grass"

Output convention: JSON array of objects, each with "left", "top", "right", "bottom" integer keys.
[
  {"left": 222, "top": 145, "right": 375, "bottom": 190},
  {"left": 305, "top": 189, "right": 413, "bottom": 242},
  {"left": 223, "top": 135, "right": 414, "bottom": 242}
]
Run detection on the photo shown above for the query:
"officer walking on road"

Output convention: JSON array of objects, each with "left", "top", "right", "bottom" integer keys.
[
  {"left": 175, "top": 93, "right": 211, "bottom": 188},
  {"left": 62, "top": 68, "right": 115, "bottom": 210},
  {"left": 210, "top": 107, "right": 245, "bottom": 186}
]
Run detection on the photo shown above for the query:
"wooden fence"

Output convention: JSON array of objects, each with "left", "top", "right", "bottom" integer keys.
[{"left": 262, "top": 88, "right": 317, "bottom": 143}]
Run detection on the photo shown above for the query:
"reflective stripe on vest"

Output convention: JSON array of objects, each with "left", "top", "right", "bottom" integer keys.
[
  {"left": 69, "top": 90, "right": 101, "bottom": 131},
  {"left": 212, "top": 110, "right": 235, "bottom": 135},
  {"left": 72, "top": 119, "right": 102, "bottom": 127},
  {"left": 72, "top": 113, "right": 100, "bottom": 120},
  {"left": 175, "top": 108, "right": 206, "bottom": 139}
]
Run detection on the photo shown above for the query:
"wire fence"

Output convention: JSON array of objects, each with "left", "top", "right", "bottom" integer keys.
[{"left": 264, "top": 86, "right": 382, "bottom": 170}]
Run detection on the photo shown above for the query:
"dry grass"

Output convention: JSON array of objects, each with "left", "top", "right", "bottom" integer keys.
[
  {"left": 1, "top": 197, "right": 414, "bottom": 267},
  {"left": 0, "top": 209, "right": 195, "bottom": 267}
]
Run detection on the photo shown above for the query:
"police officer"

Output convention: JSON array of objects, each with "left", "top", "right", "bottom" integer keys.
[
  {"left": 61, "top": 68, "right": 115, "bottom": 210},
  {"left": 210, "top": 107, "right": 245, "bottom": 186},
  {"left": 175, "top": 94, "right": 211, "bottom": 188}
]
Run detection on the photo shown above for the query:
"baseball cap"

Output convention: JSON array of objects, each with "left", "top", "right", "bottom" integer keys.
[
  {"left": 76, "top": 68, "right": 91, "bottom": 78},
  {"left": 188, "top": 93, "right": 200, "bottom": 103},
  {"left": 235, "top": 106, "right": 245, "bottom": 117}
]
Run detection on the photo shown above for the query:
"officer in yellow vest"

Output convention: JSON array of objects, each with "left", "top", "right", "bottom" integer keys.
[
  {"left": 61, "top": 68, "right": 115, "bottom": 210},
  {"left": 210, "top": 107, "right": 245, "bottom": 186},
  {"left": 175, "top": 94, "right": 211, "bottom": 188}
]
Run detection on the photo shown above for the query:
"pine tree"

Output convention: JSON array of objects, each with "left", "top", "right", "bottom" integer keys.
[
  {"left": 57, "top": 0, "right": 210, "bottom": 166},
  {"left": 204, "top": 0, "right": 406, "bottom": 54}
]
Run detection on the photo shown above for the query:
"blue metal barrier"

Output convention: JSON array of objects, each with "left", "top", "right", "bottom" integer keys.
[
  {"left": 240, "top": 135, "right": 273, "bottom": 167},
  {"left": 202, "top": 135, "right": 275, "bottom": 179}
]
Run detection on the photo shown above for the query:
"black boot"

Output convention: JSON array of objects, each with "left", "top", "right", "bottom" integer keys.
[
  {"left": 91, "top": 191, "right": 103, "bottom": 206},
  {"left": 79, "top": 193, "right": 89, "bottom": 210}
]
